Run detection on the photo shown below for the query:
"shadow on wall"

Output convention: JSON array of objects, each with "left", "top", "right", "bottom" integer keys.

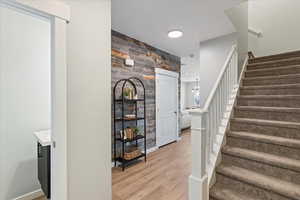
[{"left": 6, "top": 159, "right": 39, "bottom": 199}]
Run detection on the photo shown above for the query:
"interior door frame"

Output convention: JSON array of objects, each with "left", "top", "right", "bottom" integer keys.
[
  {"left": 0, "top": 1, "right": 69, "bottom": 199},
  {"left": 155, "top": 68, "right": 180, "bottom": 147}
]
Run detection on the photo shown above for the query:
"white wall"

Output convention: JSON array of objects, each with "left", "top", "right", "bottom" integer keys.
[
  {"left": 0, "top": 5, "right": 4, "bottom": 198},
  {"left": 63, "top": 0, "right": 112, "bottom": 200},
  {"left": 226, "top": 1, "right": 248, "bottom": 74},
  {"left": 0, "top": 6, "right": 51, "bottom": 200},
  {"left": 181, "top": 52, "right": 201, "bottom": 110},
  {"left": 182, "top": 82, "right": 198, "bottom": 109},
  {"left": 248, "top": 0, "right": 300, "bottom": 57},
  {"left": 199, "top": 33, "right": 237, "bottom": 107},
  {"left": 181, "top": 82, "right": 186, "bottom": 110},
  {"left": 181, "top": 53, "right": 200, "bottom": 82}
]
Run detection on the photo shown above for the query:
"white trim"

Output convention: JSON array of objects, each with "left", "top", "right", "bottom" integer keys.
[
  {"left": 146, "top": 145, "right": 159, "bottom": 154},
  {"left": 189, "top": 175, "right": 208, "bottom": 200},
  {"left": 191, "top": 127, "right": 206, "bottom": 132},
  {"left": 51, "top": 17, "right": 68, "bottom": 200},
  {"left": 155, "top": 68, "right": 179, "bottom": 78},
  {"left": 1, "top": 0, "right": 70, "bottom": 21},
  {"left": 155, "top": 68, "right": 180, "bottom": 147},
  {"left": 248, "top": 27, "right": 262, "bottom": 38},
  {"left": 189, "top": 108, "right": 208, "bottom": 115},
  {"left": 13, "top": 189, "right": 44, "bottom": 200}
]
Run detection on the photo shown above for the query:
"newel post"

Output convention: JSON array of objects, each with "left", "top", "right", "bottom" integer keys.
[{"left": 189, "top": 109, "right": 209, "bottom": 200}]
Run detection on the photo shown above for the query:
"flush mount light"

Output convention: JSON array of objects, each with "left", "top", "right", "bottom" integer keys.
[{"left": 168, "top": 30, "right": 183, "bottom": 38}]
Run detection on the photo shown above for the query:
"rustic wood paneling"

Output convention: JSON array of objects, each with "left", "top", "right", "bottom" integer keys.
[{"left": 112, "top": 30, "right": 181, "bottom": 156}]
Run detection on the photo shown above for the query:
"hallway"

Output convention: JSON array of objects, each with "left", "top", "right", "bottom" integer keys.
[{"left": 112, "top": 130, "right": 191, "bottom": 200}]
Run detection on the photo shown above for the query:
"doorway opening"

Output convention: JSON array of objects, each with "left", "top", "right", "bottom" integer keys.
[{"left": 0, "top": 2, "right": 68, "bottom": 199}]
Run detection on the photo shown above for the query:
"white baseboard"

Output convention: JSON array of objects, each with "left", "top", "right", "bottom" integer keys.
[
  {"left": 189, "top": 175, "right": 209, "bottom": 200},
  {"left": 146, "top": 145, "right": 158, "bottom": 154},
  {"left": 13, "top": 189, "right": 44, "bottom": 200}
]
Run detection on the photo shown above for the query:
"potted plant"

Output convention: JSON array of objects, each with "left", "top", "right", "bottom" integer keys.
[
  {"left": 132, "top": 127, "right": 140, "bottom": 137},
  {"left": 123, "top": 88, "right": 131, "bottom": 99}
]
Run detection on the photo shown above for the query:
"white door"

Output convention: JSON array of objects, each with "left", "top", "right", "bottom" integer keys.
[{"left": 156, "top": 68, "right": 179, "bottom": 147}]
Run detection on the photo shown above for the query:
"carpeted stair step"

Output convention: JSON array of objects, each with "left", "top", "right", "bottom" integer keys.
[
  {"left": 235, "top": 106, "right": 300, "bottom": 122},
  {"left": 245, "top": 65, "right": 300, "bottom": 78},
  {"left": 215, "top": 174, "right": 292, "bottom": 200},
  {"left": 216, "top": 165, "right": 300, "bottom": 200},
  {"left": 227, "top": 131, "right": 300, "bottom": 160},
  {"left": 210, "top": 185, "right": 259, "bottom": 200},
  {"left": 240, "top": 84, "right": 300, "bottom": 95},
  {"left": 248, "top": 50, "right": 300, "bottom": 64},
  {"left": 237, "top": 95, "right": 300, "bottom": 108},
  {"left": 222, "top": 146, "right": 300, "bottom": 185},
  {"left": 231, "top": 118, "right": 300, "bottom": 140},
  {"left": 247, "top": 57, "right": 300, "bottom": 71},
  {"left": 243, "top": 74, "right": 300, "bottom": 86}
]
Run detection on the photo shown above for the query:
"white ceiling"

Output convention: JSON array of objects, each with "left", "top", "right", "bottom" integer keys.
[{"left": 112, "top": 0, "right": 245, "bottom": 57}]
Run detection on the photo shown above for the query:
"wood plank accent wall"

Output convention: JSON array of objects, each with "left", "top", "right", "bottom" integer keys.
[{"left": 111, "top": 30, "right": 181, "bottom": 153}]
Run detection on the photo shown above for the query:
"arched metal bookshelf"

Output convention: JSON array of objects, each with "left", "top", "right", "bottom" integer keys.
[{"left": 113, "top": 77, "right": 146, "bottom": 171}]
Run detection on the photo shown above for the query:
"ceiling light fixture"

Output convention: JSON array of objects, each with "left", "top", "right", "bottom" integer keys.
[{"left": 168, "top": 30, "right": 183, "bottom": 39}]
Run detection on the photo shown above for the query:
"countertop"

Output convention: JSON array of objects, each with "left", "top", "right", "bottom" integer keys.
[{"left": 34, "top": 130, "right": 51, "bottom": 146}]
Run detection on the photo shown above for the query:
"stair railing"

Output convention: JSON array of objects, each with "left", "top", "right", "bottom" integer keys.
[{"left": 189, "top": 45, "right": 238, "bottom": 200}]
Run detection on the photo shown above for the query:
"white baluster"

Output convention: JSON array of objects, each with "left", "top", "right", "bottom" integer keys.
[
  {"left": 213, "top": 100, "right": 217, "bottom": 148},
  {"left": 207, "top": 109, "right": 211, "bottom": 165},
  {"left": 221, "top": 78, "right": 225, "bottom": 115},
  {"left": 210, "top": 103, "right": 213, "bottom": 156},
  {"left": 206, "top": 112, "right": 210, "bottom": 168},
  {"left": 228, "top": 61, "right": 232, "bottom": 92},
  {"left": 234, "top": 51, "right": 238, "bottom": 86}
]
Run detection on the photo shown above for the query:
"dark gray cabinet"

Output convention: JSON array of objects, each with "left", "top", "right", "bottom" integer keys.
[{"left": 38, "top": 143, "right": 51, "bottom": 199}]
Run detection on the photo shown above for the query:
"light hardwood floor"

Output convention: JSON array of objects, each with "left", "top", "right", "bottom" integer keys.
[
  {"left": 35, "top": 130, "right": 191, "bottom": 200},
  {"left": 112, "top": 130, "right": 191, "bottom": 200}
]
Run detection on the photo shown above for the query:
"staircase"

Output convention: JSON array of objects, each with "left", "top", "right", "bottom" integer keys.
[{"left": 210, "top": 51, "right": 300, "bottom": 200}]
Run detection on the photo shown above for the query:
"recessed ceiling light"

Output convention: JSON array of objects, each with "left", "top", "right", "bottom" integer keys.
[{"left": 168, "top": 30, "right": 183, "bottom": 39}]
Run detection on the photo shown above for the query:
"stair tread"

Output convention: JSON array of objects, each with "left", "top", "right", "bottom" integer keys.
[
  {"left": 249, "top": 51, "right": 300, "bottom": 64},
  {"left": 247, "top": 64, "right": 300, "bottom": 73},
  {"left": 210, "top": 185, "right": 258, "bottom": 200},
  {"left": 248, "top": 57, "right": 300, "bottom": 67},
  {"left": 222, "top": 145, "right": 300, "bottom": 172},
  {"left": 228, "top": 131, "right": 300, "bottom": 149},
  {"left": 232, "top": 118, "right": 300, "bottom": 129},
  {"left": 241, "top": 83, "right": 300, "bottom": 90},
  {"left": 238, "top": 94, "right": 300, "bottom": 99},
  {"left": 236, "top": 106, "right": 300, "bottom": 113},
  {"left": 217, "top": 165, "right": 300, "bottom": 199},
  {"left": 244, "top": 73, "right": 300, "bottom": 81}
]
